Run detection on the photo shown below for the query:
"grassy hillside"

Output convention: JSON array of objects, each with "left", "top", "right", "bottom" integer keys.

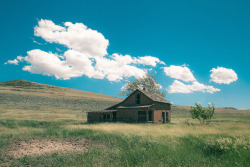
[
  {"left": 1, "top": 80, "right": 247, "bottom": 113},
  {"left": 0, "top": 80, "right": 249, "bottom": 166},
  {"left": 0, "top": 80, "right": 122, "bottom": 111}
]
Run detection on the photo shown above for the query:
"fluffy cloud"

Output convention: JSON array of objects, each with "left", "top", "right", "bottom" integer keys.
[
  {"left": 168, "top": 80, "right": 220, "bottom": 93},
  {"left": 12, "top": 49, "right": 148, "bottom": 81},
  {"left": 4, "top": 56, "right": 24, "bottom": 65},
  {"left": 21, "top": 49, "right": 104, "bottom": 80},
  {"left": 6, "top": 19, "right": 165, "bottom": 81},
  {"left": 95, "top": 54, "right": 146, "bottom": 81},
  {"left": 210, "top": 67, "right": 238, "bottom": 84},
  {"left": 163, "top": 65, "right": 196, "bottom": 82},
  {"left": 136, "top": 56, "right": 165, "bottom": 67},
  {"left": 5, "top": 59, "right": 19, "bottom": 65},
  {"left": 34, "top": 19, "right": 109, "bottom": 58}
]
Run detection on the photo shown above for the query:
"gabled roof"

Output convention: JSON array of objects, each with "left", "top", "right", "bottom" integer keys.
[
  {"left": 139, "top": 89, "right": 171, "bottom": 104},
  {"left": 105, "top": 89, "right": 170, "bottom": 110}
]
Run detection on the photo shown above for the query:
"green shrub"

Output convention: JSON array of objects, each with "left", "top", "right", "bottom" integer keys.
[{"left": 190, "top": 103, "right": 215, "bottom": 125}]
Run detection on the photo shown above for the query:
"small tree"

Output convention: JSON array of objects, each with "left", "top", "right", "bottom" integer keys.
[
  {"left": 119, "top": 73, "right": 166, "bottom": 98},
  {"left": 190, "top": 103, "right": 215, "bottom": 125}
]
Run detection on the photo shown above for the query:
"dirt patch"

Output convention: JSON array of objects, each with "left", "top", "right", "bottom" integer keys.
[{"left": 4, "top": 138, "right": 92, "bottom": 159}]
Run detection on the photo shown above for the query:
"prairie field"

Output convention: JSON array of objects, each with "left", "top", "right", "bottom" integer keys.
[
  {"left": 0, "top": 81, "right": 250, "bottom": 166},
  {"left": 0, "top": 104, "right": 249, "bottom": 167}
]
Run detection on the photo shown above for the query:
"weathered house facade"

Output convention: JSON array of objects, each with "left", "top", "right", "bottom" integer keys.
[{"left": 87, "top": 89, "right": 171, "bottom": 124}]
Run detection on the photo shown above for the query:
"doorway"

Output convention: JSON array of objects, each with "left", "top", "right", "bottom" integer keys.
[
  {"left": 113, "top": 112, "right": 116, "bottom": 122},
  {"left": 166, "top": 112, "right": 169, "bottom": 122},
  {"left": 162, "top": 112, "right": 165, "bottom": 124},
  {"left": 148, "top": 111, "right": 153, "bottom": 121}
]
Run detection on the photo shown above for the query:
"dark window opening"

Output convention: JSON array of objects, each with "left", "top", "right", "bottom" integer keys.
[
  {"left": 166, "top": 112, "right": 169, "bottom": 122},
  {"left": 136, "top": 94, "right": 141, "bottom": 104},
  {"left": 103, "top": 114, "right": 110, "bottom": 121},
  {"left": 113, "top": 112, "right": 116, "bottom": 122},
  {"left": 162, "top": 112, "right": 166, "bottom": 123},
  {"left": 103, "top": 114, "right": 107, "bottom": 119},
  {"left": 137, "top": 111, "right": 146, "bottom": 122},
  {"left": 148, "top": 111, "right": 153, "bottom": 121}
]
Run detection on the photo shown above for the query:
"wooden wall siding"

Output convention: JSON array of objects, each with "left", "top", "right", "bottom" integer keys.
[
  {"left": 117, "top": 108, "right": 137, "bottom": 122},
  {"left": 87, "top": 112, "right": 114, "bottom": 123},
  {"left": 88, "top": 109, "right": 170, "bottom": 123},
  {"left": 153, "top": 102, "right": 171, "bottom": 110},
  {"left": 117, "top": 108, "right": 154, "bottom": 123},
  {"left": 167, "top": 111, "right": 171, "bottom": 123},
  {"left": 153, "top": 110, "right": 171, "bottom": 123},
  {"left": 154, "top": 110, "right": 162, "bottom": 123},
  {"left": 120, "top": 90, "right": 153, "bottom": 106}
]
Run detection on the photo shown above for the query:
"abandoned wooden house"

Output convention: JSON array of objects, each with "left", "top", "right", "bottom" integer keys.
[{"left": 87, "top": 89, "right": 171, "bottom": 123}]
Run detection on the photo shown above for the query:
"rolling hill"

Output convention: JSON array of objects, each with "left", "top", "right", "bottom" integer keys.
[
  {"left": 0, "top": 80, "right": 248, "bottom": 114},
  {"left": 0, "top": 80, "right": 122, "bottom": 111}
]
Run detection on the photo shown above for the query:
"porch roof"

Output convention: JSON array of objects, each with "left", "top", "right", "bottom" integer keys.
[
  {"left": 117, "top": 104, "right": 153, "bottom": 109},
  {"left": 87, "top": 110, "right": 117, "bottom": 113}
]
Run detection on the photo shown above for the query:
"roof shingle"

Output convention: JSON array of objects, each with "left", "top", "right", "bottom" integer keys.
[{"left": 139, "top": 89, "right": 170, "bottom": 104}]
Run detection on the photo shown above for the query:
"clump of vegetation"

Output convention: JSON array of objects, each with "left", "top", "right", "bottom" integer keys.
[
  {"left": 181, "top": 119, "right": 194, "bottom": 125},
  {"left": 204, "top": 137, "right": 250, "bottom": 156},
  {"left": 119, "top": 73, "right": 166, "bottom": 97},
  {"left": 190, "top": 103, "right": 215, "bottom": 125}
]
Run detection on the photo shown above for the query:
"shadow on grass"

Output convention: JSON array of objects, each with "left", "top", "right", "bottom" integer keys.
[{"left": 0, "top": 119, "right": 59, "bottom": 129}]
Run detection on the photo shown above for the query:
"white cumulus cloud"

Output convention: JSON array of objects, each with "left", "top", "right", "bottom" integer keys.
[
  {"left": 136, "top": 56, "right": 165, "bottom": 67},
  {"left": 210, "top": 67, "right": 238, "bottom": 84},
  {"left": 5, "top": 59, "right": 19, "bottom": 65},
  {"left": 34, "top": 19, "right": 109, "bottom": 58},
  {"left": 21, "top": 49, "right": 104, "bottom": 80},
  {"left": 163, "top": 65, "right": 196, "bottom": 82},
  {"left": 5, "top": 19, "right": 165, "bottom": 81},
  {"left": 168, "top": 80, "right": 220, "bottom": 93},
  {"left": 95, "top": 54, "right": 146, "bottom": 81},
  {"left": 4, "top": 56, "right": 24, "bottom": 65}
]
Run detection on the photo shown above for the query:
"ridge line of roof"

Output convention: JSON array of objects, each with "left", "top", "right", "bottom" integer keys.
[{"left": 138, "top": 89, "right": 170, "bottom": 104}]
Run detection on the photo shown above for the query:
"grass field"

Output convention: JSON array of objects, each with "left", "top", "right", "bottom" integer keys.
[
  {"left": 0, "top": 104, "right": 249, "bottom": 166},
  {"left": 0, "top": 80, "right": 250, "bottom": 166}
]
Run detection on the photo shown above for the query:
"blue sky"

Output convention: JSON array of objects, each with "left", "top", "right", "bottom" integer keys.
[{"left": 1, "top": 0, "right": 250, "bottom": 109}]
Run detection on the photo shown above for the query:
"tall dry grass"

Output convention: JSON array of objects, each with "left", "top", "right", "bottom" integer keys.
[{"left": 0, "top": 104, "right": 249, "bottom": 166}]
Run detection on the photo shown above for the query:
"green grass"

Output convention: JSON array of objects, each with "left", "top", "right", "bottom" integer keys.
[
  {"left": 1, "top": 126, "right": 249, "bottom": 166},
  {"left": 0, "top": 119, "right": 56, "bottom": 129},
  {"left": 0, "top": 105, "right": 249, "bottom": 166}
]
